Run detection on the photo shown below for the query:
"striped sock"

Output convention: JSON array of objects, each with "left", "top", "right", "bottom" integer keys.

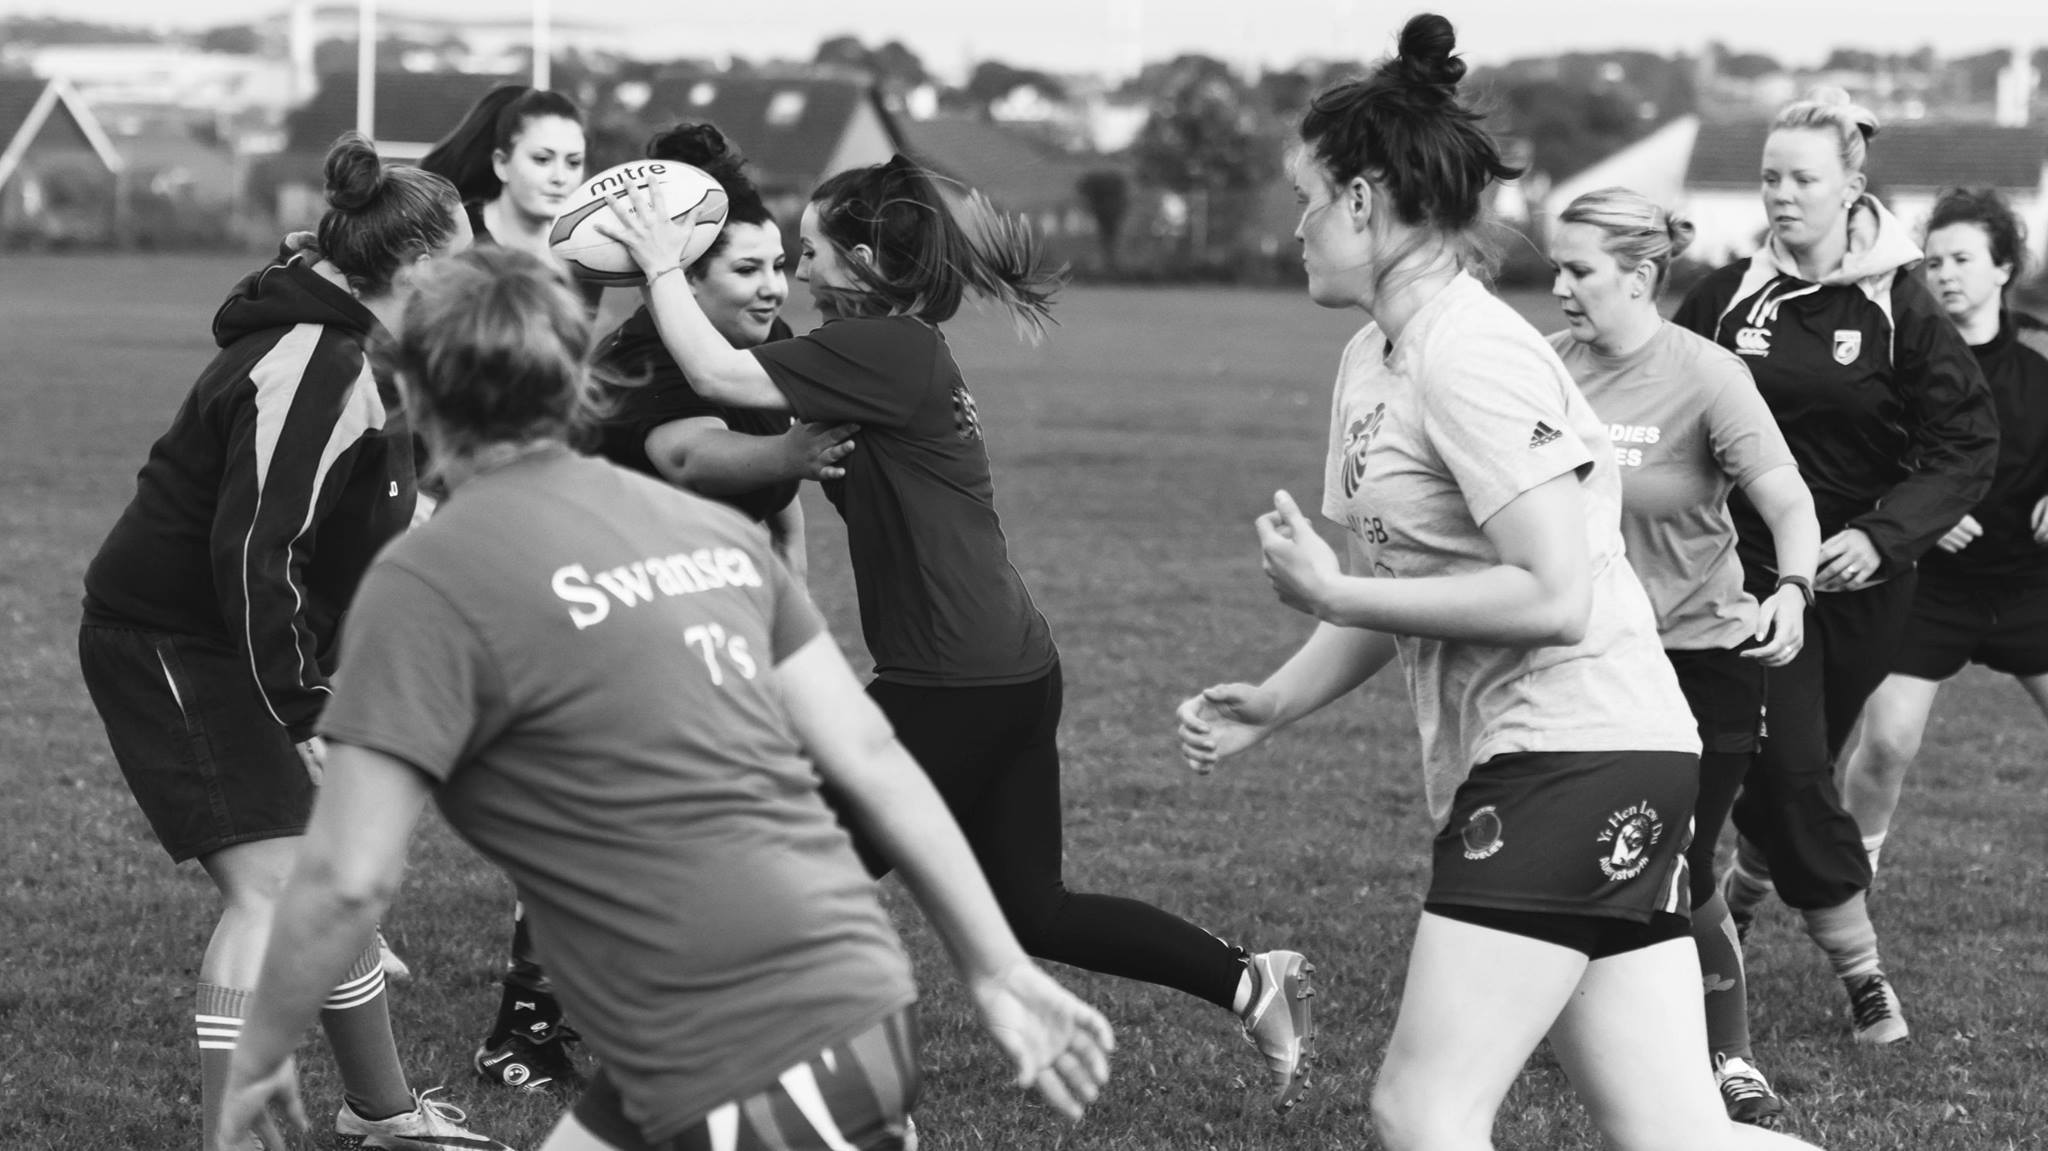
[
  {"left": 1801, "top": 892, "right": 1882, "bottom": 981},
  {"left": 197, "top": 983, "right": 249, "bottom": 1151},
  {"left": 321, "top": 942, "right": 414, "bottom": 1121}
]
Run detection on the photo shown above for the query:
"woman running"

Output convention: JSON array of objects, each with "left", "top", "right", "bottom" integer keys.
[
  {"left": 1841, "top": 187, "right": 2048, "bottom": 868},
  {"left": 1673, "top": 87, "right": 1998, "bottom": 1045},
  {"left": 77, "top": 133, "right": 506, "bottom": 1151},
  {"left": 469, "top": 121, "right": 856, "bottom": 1092},
  {"left": 1178, "top": 16, "right": 1824, "bottom": 1149},
  {"left": 211, "top": 245, "right": 1114, "bottom": 1151},
  {"left": 597, "top": 151, "right": 1316, "bottom": 1111},
  {"left": 1548, "top": 186, "right": 1821, "bottom": 1127}
]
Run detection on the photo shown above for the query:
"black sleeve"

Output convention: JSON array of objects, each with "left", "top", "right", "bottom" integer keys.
[
  {"left": 1849, "top": 276, "right": 1999, "bottom": 572},
  {"left": 751, "top": 316, "right": 937, "bottom": 427},
  {"left": 1672, "top": 263, "right": 1740, "bottom": 342}
]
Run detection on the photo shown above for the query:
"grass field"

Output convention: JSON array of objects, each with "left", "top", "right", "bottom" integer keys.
[{"left": 3, "top": 254, "right": 2045, "bottom": 1150}]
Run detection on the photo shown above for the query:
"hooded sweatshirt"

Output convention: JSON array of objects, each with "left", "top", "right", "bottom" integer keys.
[
  {"left": 1673, "top": 195, "right": 1998, "bottom": 584},
  {"left": 83, "top": 238, "right": 415, "bottom": 741}
]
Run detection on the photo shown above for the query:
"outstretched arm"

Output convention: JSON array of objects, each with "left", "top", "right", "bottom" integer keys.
[{"left": 644, "top": 417, "right": 855, "bottom": 495}]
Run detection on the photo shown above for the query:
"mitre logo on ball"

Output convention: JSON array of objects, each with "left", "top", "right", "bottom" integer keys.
[{"left": 548, "top": 160, "right": 729, "bottom": 286}]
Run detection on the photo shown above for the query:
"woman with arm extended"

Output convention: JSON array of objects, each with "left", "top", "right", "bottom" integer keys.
[
  {"left": 1672, "top": 88, "right": 1998, "bottom": 1045},
  {"left": 1842, "top": 187, "right": 2048, "bottom": 869},
  {"left": 1178, "top": 17, "right": 1824, "bottom": 1150},
  {"left": 594, "top": 122, "right": 856, "bottom": 581},
  {"left": 211, "top": 246, "right": 1112, "bottom": 1151},
  {"left": 597, "top": 146, "right": 1317, "bottom": 1112},
  {"left": 76, "top": 133, "right": 506, "bottom": 1151},
  {"left": 1548, "top": 187, "right": 1820, "bottom": 1128}
]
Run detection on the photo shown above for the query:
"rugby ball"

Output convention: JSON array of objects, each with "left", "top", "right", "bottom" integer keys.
[{"left": 548, "top": 160, "right": 729, "bottom": 286}]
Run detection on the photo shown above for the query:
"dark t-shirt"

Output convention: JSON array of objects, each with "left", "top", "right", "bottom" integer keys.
[
  {"left": 320, "top": 449, "right": 915, "bottom": 1142},
  {"left": 593, "top": 309, "right": 799, "bottom": 523},
  {"left": 1920, "top": 313, "right": 2048, "bottom": 585},
  {"left": 753, "top": 315, "right": 1057, "bottom": 685}
]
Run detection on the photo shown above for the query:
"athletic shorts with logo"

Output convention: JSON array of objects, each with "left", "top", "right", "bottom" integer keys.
[
  {"left": 1430, "top": 750, "right": 1697, "bottom": 922},
  {"left": 1895, "top": 572, "right": 2048, "bottom": 680},
  {"left": 571, "top": 1007, "right": 921, "bottom": 1151},
  {"left": 77, "top": 622, "right": 313, "bottom": 862}
]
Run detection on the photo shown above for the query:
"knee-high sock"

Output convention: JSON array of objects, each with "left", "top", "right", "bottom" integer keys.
[
  {"left": 1724, "top": 836, "right": 1775, "bottom": 919},
  {"left": 1801, "top": 891, "right": 1882, "bottom": 981},
  {"left": 197, "top": 983, "right": 249, "bottom": 1151},
  {"left": 320, "top": 943, "right": 414, "bottom": 1120},
  {"left": 1692, "top": 891, "right": 1753, "bottom": 1061}
]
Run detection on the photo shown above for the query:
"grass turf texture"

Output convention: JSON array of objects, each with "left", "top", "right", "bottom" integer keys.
[{"left": 3, "top": 254, "right": 2045, "bottom": 1149}]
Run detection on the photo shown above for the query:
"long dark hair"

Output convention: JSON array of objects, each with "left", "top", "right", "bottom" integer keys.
[
  {"left": 316, "top": 132, "right": 463, "bottom": 297},
  {"left": 419, "top": 85, "right": 584, "bottom": 204},
  {"left": 644, "top": 121, "right": 773, "bottom": 278},
  {"left": 809, "top": 154, "right": 1062, "bottom": 339},
  {"left": 1298, "top": 14, "right": 1521, "bottom": 287}
]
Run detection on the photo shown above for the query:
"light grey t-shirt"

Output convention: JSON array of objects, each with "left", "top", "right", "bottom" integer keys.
[
  {"left": 1321, "top": 273, "right": 1699, "bottom": 827},
  {"left": 1550, "top": 322, "right": 1797, "bottom": 650}
]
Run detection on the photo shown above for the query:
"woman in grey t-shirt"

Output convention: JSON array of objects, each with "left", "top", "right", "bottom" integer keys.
[{"left": 1548, "top": 186, "right": 1821, "bottom": 1129}]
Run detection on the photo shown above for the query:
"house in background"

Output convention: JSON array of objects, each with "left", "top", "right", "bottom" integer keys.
[
  {"left": 1539, "top": 113, "right": 2048, "bottom": 270},
  {"left": 898, "top": 113, "right": 1120, "bottom": 268},
  {"left": 0, "top": 74, "right": 125, "bottom": 245},
  {"left": 629, "top": 73, "right": 906, "bottom": 217}
]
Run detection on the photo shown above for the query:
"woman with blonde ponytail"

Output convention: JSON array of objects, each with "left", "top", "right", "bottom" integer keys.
[
  {"left": 597, "top": 156, "right": 1318, "bottom": 1113},
  {"left": 1548, "top": 185, "right": 1821, "bottom": 1128},
  {"left": 1674, "top": 87, "right": 1998, "bottom": 1047}
]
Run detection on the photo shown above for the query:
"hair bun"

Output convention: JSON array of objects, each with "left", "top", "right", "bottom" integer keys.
[
  {"left": 323, "top": 131, "right": 386, "bottom": 213},
  {"left": 1804, "top": 84, "right": 1879, "bottom": 139},
  {"left": 1665, "top": 212, "right": 1697, "bottom": 260},
  {"left": 1394, "top": 13, "right": 1466, "bottom": 90}
]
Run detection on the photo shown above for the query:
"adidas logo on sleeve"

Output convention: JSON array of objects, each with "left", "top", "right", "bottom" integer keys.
[{"left": 1528, "top": 421, "right": 1563, "bottom": 448}]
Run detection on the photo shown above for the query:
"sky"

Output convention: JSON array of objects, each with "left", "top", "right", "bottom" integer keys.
[{"left": 7, "top": 0, "right": 2046, "bottom": 80}]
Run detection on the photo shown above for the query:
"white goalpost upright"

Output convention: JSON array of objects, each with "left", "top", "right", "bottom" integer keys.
[
  {"left": 533, "top": 0, "right": 552, "bottom": 90},
  {"left": 355, "top": 0, "right": 376, "bottom": 137}
]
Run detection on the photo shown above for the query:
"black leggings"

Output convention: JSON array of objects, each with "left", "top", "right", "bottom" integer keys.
[
  {"left": 1731, "top": 573, "right": 1917, "bottom": 908},
  {"left": 847, "top": 663, "right": 1245, "bottom": 1009}
]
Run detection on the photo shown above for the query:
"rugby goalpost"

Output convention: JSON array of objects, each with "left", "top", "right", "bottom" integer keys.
[{"left": 353, "top": 0, "right": 554, "bottom": 138}]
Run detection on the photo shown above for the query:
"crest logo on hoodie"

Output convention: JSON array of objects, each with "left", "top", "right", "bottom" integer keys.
[
  {"left": 1833, "top": 329, "right": 1862, "bottom": 365},
  {"left": 1735, "top": 327, "right": 1772, "bottom": 357}
]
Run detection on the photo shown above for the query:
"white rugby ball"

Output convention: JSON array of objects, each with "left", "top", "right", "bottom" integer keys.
[{"left": 548, "top": 160, "right": 729, "bottom": 286}]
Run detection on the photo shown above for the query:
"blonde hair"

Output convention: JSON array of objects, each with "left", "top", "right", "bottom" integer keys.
[
  {"left": 1558, "top": 186, "right": 1696, "bottom": 297},
  {"left": 1771, "top": 85, "right": 1880, "bottom": 175},
  {"left": 380, "top": 246, "right": 607, "bottom": 463}
]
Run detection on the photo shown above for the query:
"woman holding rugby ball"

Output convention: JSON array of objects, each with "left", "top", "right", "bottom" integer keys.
[
  {"left": 78, "top": 133, "right": 506, "bottom": 1151},
  {"left": 211, "top": 245, "right": 1114, "bottom": 1151},
  {"left": 1673, "top": 88, "right": 1998, "bottom": 1045},
  {"left": 597, "top": 148, "right": 1317, "bottom": 1112},
  {"left": 1179, "top": 16, "right": 1822, "bottom": 1149},
  {"left": 1547, "top": 186, "right": 1821, "bottom": 1127},
  {"left": 1841, "top": 187, "right": 2048, "bottom": 873}
]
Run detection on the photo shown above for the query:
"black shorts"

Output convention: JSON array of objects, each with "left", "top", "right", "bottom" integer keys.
[
  {"left": 1430, "top": 749, "right": 1697, "bottom": 924},
  {"left": 78, "top": 623, "right": 312, "bottom": 862},
  {"left": 1665, "top": 645, "right": 1766, "bottom": 754},
  {"left": 573, "top": 1007, "right": 922, "bottom": 1150},
  {"left": 1895, "top": 573, "right": 2048, "bottom": 680}
]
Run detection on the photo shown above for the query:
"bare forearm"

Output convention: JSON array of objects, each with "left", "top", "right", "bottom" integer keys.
[
  {"left": 665, "top": 429, "right": 807, "bottom": 495},
  {"left": 642, "top": 275, "right": 786, "bottom": 409},
  {"left": 1260, "top": 623, "right": 1398, "bottom": 727},
  {"left": 235, "top": 867, "right": 386, "bottom": 1073},
  {"left": 1747, "top": 467, "right": 1821, "bottom": 581},
  {"left": 1310, "top": 565, "right": 1586, "bottom": 646}
]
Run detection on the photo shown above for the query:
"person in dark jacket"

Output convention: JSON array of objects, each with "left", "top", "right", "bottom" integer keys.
[
  {"left": 77, "top": 134, "right": 506, "bottom": 1151},
  {"left": 1673, "top": 88, "right": 1998, "bottom": 1046},
  {"left": 1843, "top": 187, "right": 2048, "bottom": 869}
]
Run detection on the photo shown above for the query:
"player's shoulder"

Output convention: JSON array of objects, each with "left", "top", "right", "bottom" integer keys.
[{"left": 2011, "top": 310, "right": 2048, "bottom": 364}]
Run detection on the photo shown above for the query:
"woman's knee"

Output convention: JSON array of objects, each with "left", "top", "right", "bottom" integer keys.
[
  {"left": 201, "top": 838, "right": 299, "bottom": 909},
  {"left": 1370, "top": 1066, "right": 1489, "bottom": 1151}
]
